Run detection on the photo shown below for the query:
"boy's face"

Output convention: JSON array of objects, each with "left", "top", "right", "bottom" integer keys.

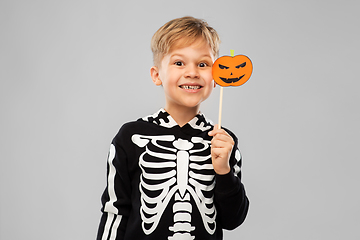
[{"left": 151, "top": 39, "right": 215, "bottom": 113}]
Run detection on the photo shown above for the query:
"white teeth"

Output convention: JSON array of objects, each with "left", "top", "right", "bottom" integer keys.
[{"left": 181, "top": 85, "right": 201, "bottom": 90}]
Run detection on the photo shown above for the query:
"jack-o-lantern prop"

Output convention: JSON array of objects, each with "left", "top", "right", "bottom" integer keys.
[{"left": 212, "top": 55, "right": 253, "bottom": 87}]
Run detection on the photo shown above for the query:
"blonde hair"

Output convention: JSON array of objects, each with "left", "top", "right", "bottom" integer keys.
[{"left": 151, "top": 16, "right": 220, "bottom": 66}]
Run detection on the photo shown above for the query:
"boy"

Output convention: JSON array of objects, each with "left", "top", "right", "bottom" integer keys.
[{"left": 97, "top": 16, "right": 249, "bottom": 240}]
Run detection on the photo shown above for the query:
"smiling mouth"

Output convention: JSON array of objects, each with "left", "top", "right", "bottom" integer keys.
[
  {"left": 219, "top": 74, "right": 245, "bottom": 83},
  {"left": 180, "top": 85, "right": 202, "bottom": 90}
]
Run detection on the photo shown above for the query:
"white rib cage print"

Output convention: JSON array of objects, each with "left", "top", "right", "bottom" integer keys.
[{"left": 132, "top": 134, "right": 216, "bottom": 239}]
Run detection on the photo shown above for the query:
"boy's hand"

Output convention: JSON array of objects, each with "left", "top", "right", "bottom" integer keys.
[{"left": 208, "top": 124, "right": 234, "bottom": 175}]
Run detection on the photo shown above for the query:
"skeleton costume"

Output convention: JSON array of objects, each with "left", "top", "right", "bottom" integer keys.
[{"left": 97, "top": 109, "right": 249, "bottom": 240}]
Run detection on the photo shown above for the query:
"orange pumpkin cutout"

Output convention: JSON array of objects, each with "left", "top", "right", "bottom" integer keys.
[{"left": 212, "top": 55, "right": 253, "bottom": 87}]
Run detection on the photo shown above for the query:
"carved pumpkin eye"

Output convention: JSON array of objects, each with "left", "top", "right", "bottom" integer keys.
[
  {"left": 219, "top": 64, "right": 229, "bottom": 70},
  {"left": 212, "top": 55, "right": 253, "bottom": 87},
  {"left": 236, "top": 62, "right": 246, "bottom": 68}
]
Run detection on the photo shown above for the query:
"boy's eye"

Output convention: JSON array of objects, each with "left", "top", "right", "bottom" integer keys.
[
  {"left": 198, "top": 62, "right": 207, "bottom": 67},
  {"left": 174, "top": 61, "right": 183, "bottom": 66}
]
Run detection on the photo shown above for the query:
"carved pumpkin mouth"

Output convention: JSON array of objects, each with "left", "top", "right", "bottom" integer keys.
[{"left": 219, "top": 74, "right": 245, "bottom": 84}]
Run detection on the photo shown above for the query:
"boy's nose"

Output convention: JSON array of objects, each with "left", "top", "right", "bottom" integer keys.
[{"left": 184, "top": 65, "right": 200, "bottom": 78}]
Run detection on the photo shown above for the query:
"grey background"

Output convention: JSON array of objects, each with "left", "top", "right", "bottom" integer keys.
[{"left": 1, "top": 0, "right": 359, "bottom": 239}]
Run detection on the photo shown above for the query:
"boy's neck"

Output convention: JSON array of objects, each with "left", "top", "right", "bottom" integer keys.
[{"left": 164, "top": 105, "right": 200, "bottom": 127}]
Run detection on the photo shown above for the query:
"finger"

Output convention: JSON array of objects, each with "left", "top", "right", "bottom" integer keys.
[
  {"left": 212, "top": 133, "right": 234, "bottom": 146},
  {"left": 212, "top": 132, "right": 233, "bottom": 142},
  {"left": 208, "top": 124, "right": 223, "bottom": 136},
  {"left": 211, "top": 140, "right": 233, "bottom": 151},
  {"left": 209, "top": 128, "right": 228, "bottom": 137}
]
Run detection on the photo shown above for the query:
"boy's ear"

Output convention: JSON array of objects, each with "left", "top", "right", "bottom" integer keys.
[{"left": 150, "top": 66, "right": 162, "bottom": 86}]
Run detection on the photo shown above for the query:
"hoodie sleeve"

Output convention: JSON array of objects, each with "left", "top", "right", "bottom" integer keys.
[
  {"left": 214, "top": 132, "right": 250, "bottom": 230},
  {"left": 97, "top": 129, "right": 132, "bottom": 240}
]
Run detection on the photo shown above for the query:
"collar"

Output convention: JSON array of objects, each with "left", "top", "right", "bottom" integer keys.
[{"left": 141, "top": 108, "right": 213, "bottom": 132}]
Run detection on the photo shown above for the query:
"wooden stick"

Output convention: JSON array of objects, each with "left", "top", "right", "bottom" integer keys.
[
  {"left": 217, "top": 49, "right": 235, "bottom": 129},
  {"left": 218, "top": 86, "right": 224, "bottom": 129}
]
